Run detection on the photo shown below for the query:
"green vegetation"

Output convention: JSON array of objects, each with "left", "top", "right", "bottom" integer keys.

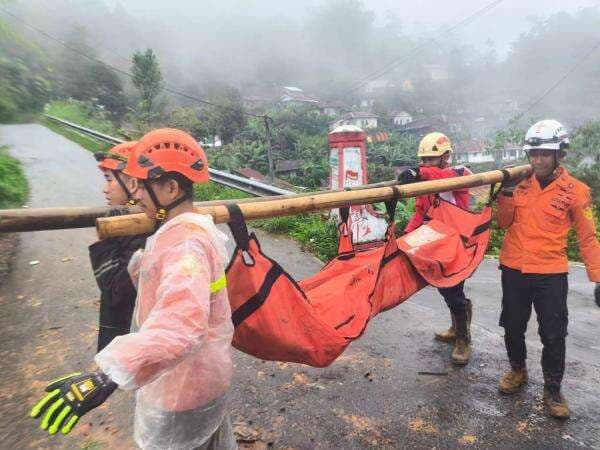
[
  {"left": 0, "top": 147, "right": 28, "bottom": 209},
  {"left": 131, "top": 49, "right": 164, "bottom": 130},
  {"left": 0, "top": 16, "right": 51, "bottom": 123},
  {"left": 253, "top": 214, "right": 339, "bottom": 261},
  {"left": 40, "top": 100, "right": 121, "bottom": 154},
  {"left": 193, "top": 183, "right": 252, "bottom": 202},
  {"left": 45, "top": 100, "right": 119, "bottom": 135}
]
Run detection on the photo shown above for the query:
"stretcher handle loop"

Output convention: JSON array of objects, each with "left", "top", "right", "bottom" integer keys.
[
  {"left": 383, "top": 186, "right": 400, "bottom": 223},
  {"left": 225, "top": 204, "right": 250, "bottom": 250}
]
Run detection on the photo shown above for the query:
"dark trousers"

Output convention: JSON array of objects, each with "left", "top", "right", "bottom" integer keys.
[
  {"left": 438, "top": 281, "right": 468, "bottom": 313},
  {"left": 499, "top": 266, "right": 568, "bottom": 388}
]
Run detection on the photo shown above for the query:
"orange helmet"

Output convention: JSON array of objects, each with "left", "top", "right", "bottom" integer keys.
[
  {"left": 124, "top": 129, "right": 209, "bottom": 184},
  {"left": 95, "top": 141, "right": 138, "bottom": 171}
]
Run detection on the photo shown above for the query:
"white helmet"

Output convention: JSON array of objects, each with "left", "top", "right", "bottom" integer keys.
[{"left": 523, "top": 119, "right": 569, "bottom": 153}]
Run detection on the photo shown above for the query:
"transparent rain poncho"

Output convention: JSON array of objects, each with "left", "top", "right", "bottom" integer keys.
[{"left": 95, "top": 213, "right": 235, "bottom": 450}]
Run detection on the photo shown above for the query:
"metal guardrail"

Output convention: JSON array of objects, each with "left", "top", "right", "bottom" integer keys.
[{"left": 42, "top": 114, "right": 295, "bottom": 197}]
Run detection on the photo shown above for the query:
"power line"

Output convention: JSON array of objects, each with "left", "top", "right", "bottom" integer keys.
[
  {"left": 0, "top": 6, "right": 263, "bottom": 118},
  {"left": 335, "top": 0, "right": 505, "bottom": 98},
  {"left": 516, "top": 40, "right": 600, "bottom": 120}
]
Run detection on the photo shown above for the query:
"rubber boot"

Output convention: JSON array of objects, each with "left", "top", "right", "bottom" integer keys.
[
  {"left": 498, "top": 366, "right": 528, "bottom": 394},
  {"left": 543, "top": 385, "right": 570, "bottom": 419},
  {"left": 451, "top": 309, "right": 471, "bottom": 365},
  {"left": 435, "top": 299, "right": 472, "bottom": 343},
  {"left": 465, "top": 299, "right": 472, "bottom": 342},
  {"left": 435, "top": 311, "right": 456, "bottom": 343}
]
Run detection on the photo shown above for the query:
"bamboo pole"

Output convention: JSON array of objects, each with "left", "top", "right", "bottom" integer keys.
[
  {"left": 97, "top": 165, "right": 531, "bottom": 239},
  {"left": 0, "top": 177, "right": 404, "bottom": 233}
]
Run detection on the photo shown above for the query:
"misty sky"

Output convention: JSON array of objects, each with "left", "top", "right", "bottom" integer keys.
[{"left": 108, "top": 0, "right": 600, "bottom": 58}]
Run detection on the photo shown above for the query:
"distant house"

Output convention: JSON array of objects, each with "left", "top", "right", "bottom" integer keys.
[
  {"left": 200, "top": 135, "right": 222, "bottom": 148},
  {"left": 498, "top": 143, "right": 526, "bottom": 162},
  {"left": 359, "top": 98, "right": 375, "bottom": 109},
  {"left": 424, "top": 64, "right": 448, "bottom": 82},
  {"left": 275, "top": 159, "right": 304, "bottom": 177},
  {"left": 396, "top": 117, "right": 447, "bottom": 136},
  {"left": 364, "top": 79, "right": 390, "bottom": 93},
  {"left": 317, "top": 100, "right": 347, "bottom": 118},
  {"left": 453, "top": 141, "right": 494, "bottom": 164},
  {"left": 329, "top": 111, "right": 379, "bottom": 130},
  {"left": 392, "top": 110, "right": 413, "bottom": 126},
  {"left": 280, "top": 86, "right": 319, "bottom": 107}
]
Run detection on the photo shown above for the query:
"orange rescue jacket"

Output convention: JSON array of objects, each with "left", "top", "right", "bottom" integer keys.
[{"left": 497, "top": 168, "right": 600, "bottom": 281}]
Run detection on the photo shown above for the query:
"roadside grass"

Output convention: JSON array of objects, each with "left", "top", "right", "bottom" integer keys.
[
  {"left": 0, "top": 146, "right": 29, "bottom": 284},
  {"left": 40, "top": 116, "right": 111, "bottom": 154},
  {"left": 39, "top": 100, "right": 119, "bottom": 154},
  {"left": 45, "top": 100, "right": 118, "bottom": 135},
  {"left": 0, "top": 146, "right": 28, "bottom": 209}
]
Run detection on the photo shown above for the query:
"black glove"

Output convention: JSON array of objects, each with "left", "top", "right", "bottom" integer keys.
[
  {"left": 398, "top": 167, "right": 420, "bottom": 185},
  {"left": 500, "top": 165, "right": 529, "bottom": 194},
  {"left": 30, "top": 371, "right": 117, "bottom": 435},
  {"left": 595, "top": 283, "right": 600, "bottom": 308}
]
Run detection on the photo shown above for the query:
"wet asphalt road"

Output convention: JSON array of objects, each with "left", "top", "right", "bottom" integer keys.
[{"left": 0, "top": 124, "right": 599, "bottom": 450}]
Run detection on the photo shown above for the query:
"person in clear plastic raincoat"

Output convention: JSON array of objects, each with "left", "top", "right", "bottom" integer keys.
[{"left": 30, "top": 128, "right": 236, "bottom": 450}]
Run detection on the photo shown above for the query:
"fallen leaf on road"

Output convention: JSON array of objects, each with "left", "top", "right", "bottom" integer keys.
[
  {"left": 338, "top": 412, "right": 392, "bottom": 447},
  {"left": 408, "top": 417, "right": 438, "bottom": 435},
  {"left": 16, "top": 295, "right": 24, "bottom": 300},
  {"left": 516, "top": 420, "right": 535, "bottom": 435},
  {"left": 61, "top": 257, "right": 74, "bottom": 262},
  {"left": 234, "top": 424, "right": 261, "bottom": 443},
  {"left": 458, "top": 434, "right": 478, "bottom": 445}
]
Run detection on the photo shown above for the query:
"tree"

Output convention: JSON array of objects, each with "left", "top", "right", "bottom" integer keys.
[
  {"left": 57, "top": 26, "right": 96, "bottom": 100},
  {"left": 0, "top": 16, "right": 52, "bottom": 121},
  {"left": 202, "top": 83, "right": 246, "bottom": 145},
  {"left": 569, "top": 121, "right": 600, "bottom": 167},
  {"left": 88, "top": 63, "right": 127, "bottom": 122},
  {"left": 485, "top": 118, "right": 527, "bottom": 167},
  {"left": 131, "top": 49, "right": 163, "bottom": 122},
  {"left": 569, "top": 121, "right": 600, "bottom": 211},
  {"left": 168, "top": 107, "right": 209, "bottom": 140}
]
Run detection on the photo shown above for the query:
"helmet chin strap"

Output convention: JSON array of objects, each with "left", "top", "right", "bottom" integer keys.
[
  {"left": 113, "top": 171, "right": 137, "bottom": 206},
  {"left": 142, "top": 180, "right": 192, "bottom": 230},
  {"left": 552, "top": 152, "right": 560, "bottom": 175}
]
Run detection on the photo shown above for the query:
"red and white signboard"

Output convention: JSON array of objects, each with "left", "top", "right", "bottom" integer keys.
[{"left": 328, "top": 125, "right": 388, "bottom": 243}]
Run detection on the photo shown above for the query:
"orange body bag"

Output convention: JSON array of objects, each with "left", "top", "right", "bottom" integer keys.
[{"left": 225, "top": 196, "right": 492, "bottom": 367}]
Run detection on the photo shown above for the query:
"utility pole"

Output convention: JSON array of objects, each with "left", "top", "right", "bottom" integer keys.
[{"left": 263, "top": 115, "right": 276, "bottom": 183}]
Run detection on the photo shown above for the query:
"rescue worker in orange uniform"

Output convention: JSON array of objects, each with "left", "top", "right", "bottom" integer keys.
[
  {"left": 496, "top": 119, "right": 600, "bottom": 419},
  {"left": 398, "top": 132, "right": 473, "bottom": 365},
  {"left": 30, "top": 129, "right": 236, "bottom": 449},
  {"left": 90, "top": 141, "right": 148, "bottom": 352}
]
